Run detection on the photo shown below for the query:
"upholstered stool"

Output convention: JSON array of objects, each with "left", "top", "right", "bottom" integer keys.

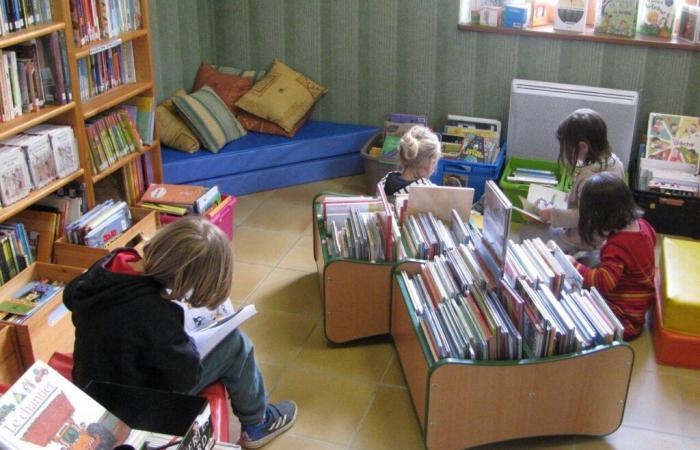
[{"left": 47, "top": 352, "right": 231, "bottom": 442}]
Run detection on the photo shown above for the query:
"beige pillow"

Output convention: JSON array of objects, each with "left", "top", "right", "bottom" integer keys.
[
  {"left": 157, "top": 89, "right": 200, "bottom": 153},
  {"left": 235, "top": 60, "right": 327, "bottom": 134}
]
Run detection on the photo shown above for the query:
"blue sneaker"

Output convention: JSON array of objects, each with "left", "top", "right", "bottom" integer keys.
[{"left": 239, "top": 400, "right": 298, "bottom": 448}]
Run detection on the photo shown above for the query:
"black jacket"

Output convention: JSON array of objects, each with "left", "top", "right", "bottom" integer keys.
[{"left": 63, "top": 250, "right": 202, "bottom": 392}]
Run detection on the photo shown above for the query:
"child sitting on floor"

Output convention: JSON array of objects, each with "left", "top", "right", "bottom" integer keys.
[
  {"left": 569, "top": 172, "right": 657, "bottom": 340},
  {"left": 379, "top": 125, "right": 442, "bottom": 196},
  {"left": 64, "top": 217, "right": 296, "bottom": 448}
]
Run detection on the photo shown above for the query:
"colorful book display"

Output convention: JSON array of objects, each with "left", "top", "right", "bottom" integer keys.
[
  {"left": 554, "top": 0, "right": 589, "bottom": 32},
  {"left": 594, "top": 0, "right": 638, "bottom": 36},
  {"left": 637, "top": 0, "right": 675, "bottom": 39},
  {"left": 645, "top": 113, "right": 700, "bottom": 170},
  {"left": 678, "top": 4, "right": 700, "bottom": 43}
]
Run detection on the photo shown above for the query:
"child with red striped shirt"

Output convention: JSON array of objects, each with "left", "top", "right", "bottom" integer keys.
[{"left": 569, "top": 172, "right": 657, "bottom": 340}]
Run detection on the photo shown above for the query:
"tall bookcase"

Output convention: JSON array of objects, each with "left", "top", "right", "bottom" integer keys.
[{"left": 0, "top": 0, "right": 162, "bottom": 383}]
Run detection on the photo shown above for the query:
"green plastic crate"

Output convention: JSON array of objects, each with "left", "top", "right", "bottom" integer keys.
[{"left": 498, "top": 156, "right": 571, "bottom": 223}]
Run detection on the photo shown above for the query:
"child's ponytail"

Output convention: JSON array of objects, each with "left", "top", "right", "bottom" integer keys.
[{"left": 399, "top": 125, "right": 441, "bottom": 171}]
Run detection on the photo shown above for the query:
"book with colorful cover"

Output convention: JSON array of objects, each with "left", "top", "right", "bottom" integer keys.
[
  {"left": 594, "top": 0, "right": 638, "bottom": 37},
  {"left": 678, "top": 4, "right": 700, "bottom": 43},
  {"left": 637, "top": 0, "right": 675, "bottom": 39},
  {"left": 0, "top": 360, "right": 149, "bottom": 450},
  {"left": 0, "top": 279, "right": 63, "bottom": 317},
  {"left": 645, "top": 113, "right": 700, "bottom": 172},
  {"left": 141, "top": 183, "right": 207, "bottom": 207}
]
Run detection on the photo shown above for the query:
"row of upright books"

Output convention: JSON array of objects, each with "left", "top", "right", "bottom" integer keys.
[
  {"left": 85, "top": 104, "right": 142, "bottom": 174},
  {"left": 65, "top": 198, "right": 131, "bottom": 247},
  {"left": 77, "top": 39, "right": 136, "bottom": 101},
  {"left": 0, "top": 124, "right": 79, "bottom": 207},
  {"left": 440, "top": 115, "right": 501, "bottom": 163},
  {"left": 0, "top": 31, "right": 72, "bottom": 122},
  {"left": 0, "top": 0, "right": 52, "bottom": 35},
  {"left": 70, "top": 0, "right": 143, "bottom": 46},
  {"left": 0, "top": 221, "right": 31, "bottom": 285}
]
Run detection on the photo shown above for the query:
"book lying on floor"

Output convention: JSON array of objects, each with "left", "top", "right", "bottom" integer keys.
[
  {"left": 178, "top": 300, "right": 257, "bottom": 359},
  {"left": 0, "top": 360, "right": 150, "bottom": 450}
]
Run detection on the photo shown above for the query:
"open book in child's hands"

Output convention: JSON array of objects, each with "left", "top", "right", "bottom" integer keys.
[
  {"left": 177, "top": 300, "right": 257, "bottom": 359},
  {"left": 516, "top": 184, "right": 567, "bottom": 223}
]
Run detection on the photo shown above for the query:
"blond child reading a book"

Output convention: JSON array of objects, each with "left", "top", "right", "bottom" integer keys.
[
  {"left": 568, "top": 173, "right": 656, "bottom": 340},
  {"left": 379, "top": 125, "right": 442, "bottom": 196},
  {"left": 520, "top": 108, "right": 625, "bottom": 254},
  {"left": 64, "top": 217, "right": 296, "bottom": 449}
]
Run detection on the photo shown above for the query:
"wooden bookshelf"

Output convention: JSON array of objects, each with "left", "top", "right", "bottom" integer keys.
[
  {"left": 0, "top": 22, "right": 65, "bottom": 49},
  {"left": 92, "top": 141, "right": 160, "bottom": 183},
  {"left": 0, "top": 169, "right": 84, "bottom": 222},
  {"left": 0, "top": 102, "right": 75, "bottom": 141},
  {"left": 73, "top": 28, "right": 149, "bottom": 59},
  {"left": 81, "top": 81, "right": 153, "bottom": 119}
]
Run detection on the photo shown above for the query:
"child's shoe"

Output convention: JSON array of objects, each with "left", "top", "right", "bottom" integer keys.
[{"left": 239, "top": 400, "right": 298, "bottom": 448}]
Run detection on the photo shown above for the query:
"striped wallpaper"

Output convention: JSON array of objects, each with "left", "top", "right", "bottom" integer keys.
[{"left": 150, "top": 0, "right": 700, "bottom": 134}]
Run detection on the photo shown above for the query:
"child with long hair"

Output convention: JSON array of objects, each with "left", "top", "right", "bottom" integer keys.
[
  {"left": 570, "top": 172, "right": 656, "bottom": 340},
  {"left": 379, "top": 125, "right": 442, "bottom": 196},
  {"left": 520, "top": 108, "right": 625, "bottom": 253},
  {"left": 64, "top": 217, "right": 296, "bottom": 448}
]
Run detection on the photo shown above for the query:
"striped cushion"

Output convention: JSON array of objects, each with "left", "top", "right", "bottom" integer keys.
[
  {"left": 172, "top": 86, "right": 246, "bottom": 153},
  {"left": 213, "top": 65, "right": 267, "bottom": 82}
]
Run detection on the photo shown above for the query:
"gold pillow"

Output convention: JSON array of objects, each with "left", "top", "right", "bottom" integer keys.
[
  {"left": 235, "top": 60, "right": 327, "bottom": 134},
  {"left": 157, "top": 89, "right": 201, "bottom": 153}
]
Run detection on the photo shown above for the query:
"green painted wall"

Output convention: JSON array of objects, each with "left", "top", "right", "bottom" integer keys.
[{"left": 150, "top": 0, "right": 700, "bottom": 133}]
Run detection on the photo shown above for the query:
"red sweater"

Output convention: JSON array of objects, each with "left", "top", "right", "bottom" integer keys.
[{"left": 574, "top": 219, "right": 656, "bottom": 340}]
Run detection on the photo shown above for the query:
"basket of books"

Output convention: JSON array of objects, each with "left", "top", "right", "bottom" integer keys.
[
  {"left": 140, "top": 184, "right": 236, "bottom": 241},
  {"left": 361, "top": 132, "right": 397, "bottom": 195}
]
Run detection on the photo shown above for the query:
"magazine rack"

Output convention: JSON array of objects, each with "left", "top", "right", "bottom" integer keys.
[
  {"left": 313, "top": 193, "right": 394, "bottom": 343},
  {"left": 391, "top": 260, "right": 635, "bottom": 450}
]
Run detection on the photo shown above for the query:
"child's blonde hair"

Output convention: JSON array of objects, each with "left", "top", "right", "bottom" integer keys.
[
  {"left": 143, "top": 216, "right": 232, "bottom": 309},
  {"left": 399, "top": 125, "right": 441, "bottom": 172}
]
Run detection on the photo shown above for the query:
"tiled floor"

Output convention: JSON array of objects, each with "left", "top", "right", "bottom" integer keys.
[{"left": 228, "top": 175, "right": 700, "bottom": 450}]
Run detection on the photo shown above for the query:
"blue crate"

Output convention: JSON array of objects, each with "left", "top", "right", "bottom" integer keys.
[{"left": 431, "top": 144, "right": 506, "bottom": 201}]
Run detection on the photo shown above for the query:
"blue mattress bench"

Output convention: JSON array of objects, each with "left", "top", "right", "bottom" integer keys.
[{"left": 161, "top": 120, "right": 379, "bottom": 196}]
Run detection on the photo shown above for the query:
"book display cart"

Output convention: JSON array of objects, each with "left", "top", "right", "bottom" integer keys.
[
  {"left": 0, "top": 0, "right": 162, "bottom": 382},
  {"left": 312, "top": 193, "right": 394, "bottom": 343},
  {"left": 391, "top": 260, "right": 635, "bottom": 450}
]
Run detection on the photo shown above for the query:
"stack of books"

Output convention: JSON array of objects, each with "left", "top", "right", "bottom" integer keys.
[
  {"left": 0, "top": 31, "right": 73, "bottom": 122},
  {"left": 440, "top": 115, "right": 501, "bottom": 163},
  {"left": 0, "top": 124, "right": 79, "bottom": 207},
  {"left": 85, "top": 105, "right": 142, "bottom": 174},
  {"left": 70, "top": 0, "right": 143, "bottom": 46},
  {"left": 0, "top": 0, "right": 53, "bottom": 35},
  {"left": 506, "top": 167, "right": 558, "bottom": 185},
  {"left": 77, "top": 40, "right": 136, "bottom": 101},
  {"left": 65, "top": 199, "right": 132, "bottom": 248},
  {"left": 140, "top": 183, "right": 229, "bottom": 218}
]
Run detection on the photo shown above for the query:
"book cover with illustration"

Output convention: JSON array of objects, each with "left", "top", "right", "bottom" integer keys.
[
  {"left": 554, "top": 0, "right": 589, "bottom": 32},
  {"left": 0, "top": 280, "right": 63, "bottom": 317},
  {"left": 645, "top": 113, "right": 700, "bottom": 172},
  {"left": 594, "top": 0, "right": 638, "bottom": 36},
  {"left": 0, "top": 361, "right": 145, "bottom": 450},
  {"left": 678, "top": 4, "right": 700, "bottom": 43},
  {"left": 637, "top": 0, "right": 675, "bottom": 39}
]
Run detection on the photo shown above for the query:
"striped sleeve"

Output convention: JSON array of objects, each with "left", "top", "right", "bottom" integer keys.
[{"left": 575, "top": 253, "right": 625, "bottom": 295}]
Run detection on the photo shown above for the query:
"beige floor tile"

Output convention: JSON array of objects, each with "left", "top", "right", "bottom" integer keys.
[
  {"left": 278, "top": 236, "right": 317, "bottom": 272},
  {"left": 234, "top": 190, "right": 275, "bottom": 224},
  {"left": 269, "top": 368, "right": 376, "bottom": 445},
  {"left": 292, "top": 323, "right": 394, "bottom": 384},
  {"left": 576, "top": 427, "right": 683, "bottom": 450},
  {"left": 678, "top": 375, "right": 700, "bottom": 438},
  {"left": 274, "top": 178, "right": 348, "bottom": 204},
  {"left": 230, "top": 262, "right": 273, "bottom": 303},
  {"left": 241, "top": 197, "right": 312, "bottom": 234},
  {"left": 350, "top": 385, "right": 423, "bottom": 450},
  {"left": 629, "top": 330, "right": 675, "bottom": 375},
  {"left": 258, "top": 362, "right": 284, "bottom": 394},
  {"left": 247, "top": 268, "right": 322, "bottom": 318},
  {"left": 381, "top": 354, "right": 406, "bottom": 387},
  {"left": 233, "top": 227, "right": 298, "bottom": 265},
  {"left": 623, "top": 370, "right": 683, "bottom": 434},
  {"left": 263, "top": 433, "right": 346, "bottom": 450},
  {"left": 239, "top": 310, "right": 316, "bottom": 366},
  {"left": 685, "top": 436, "right": 700, "bottom": 450},
  {"left": 471, "top": 436, "right": 575, "bottom": 449}
]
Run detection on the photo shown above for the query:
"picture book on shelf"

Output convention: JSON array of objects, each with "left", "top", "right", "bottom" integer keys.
[
  {"left": 0, "top": 360, "right": 149, "bottom": 450},
  {"left": 0, "top": 279, "right": 63, "bottom": 317},
  {"left": 637, "top": 0, "right": 675, "bottom": 39},
  {"left": 645, "top": 113, "right": 700, "bottom": 172},
  {"left": 554, "top": 0, "right": 589, "bottom": 32},
  {"left": 0, "top": 146, "right": 33, "bottom": 207},
  {"left": 594, "top": 0, "right": 638, "bottom": 36}
]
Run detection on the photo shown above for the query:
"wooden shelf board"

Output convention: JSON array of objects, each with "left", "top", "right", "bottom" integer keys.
[
  {"left": 74, "top": 29, "right": 149, "bottom": 59},
  {"left": 91, "top": 140, "right": 159, "bottom": 183},
  {"left": 0, "top": 169, "right": 84, "bottom": 222},
  {"left": 82, "top": 82, "right": 152, "bottom": 119},
  {"left": 458, "top": 23, "right": 700, "bottom": 51},
  {"left": 0, "top": 103, "right": 76, "bottom": 141},
  {"left": 0, "top": 22, "right": 66, "bottom": 49}
]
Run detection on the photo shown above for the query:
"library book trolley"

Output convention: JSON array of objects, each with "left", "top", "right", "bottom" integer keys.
[
  {"left": 313, "top": 193, "right": 394, "bottom": 343},
  {"left": 391, "top": 260, "right": 635, "bottom": 450}
]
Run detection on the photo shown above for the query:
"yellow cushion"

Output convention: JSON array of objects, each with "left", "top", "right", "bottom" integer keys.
[
  {"left": 235, "top": 60, "right": 327, "bottom": 133},
  {"left": 662, "top": 236, "right": 700, "bottom": 335},
  {"left": 157, "top": 89, "right": 200, "bottom": 153}
]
